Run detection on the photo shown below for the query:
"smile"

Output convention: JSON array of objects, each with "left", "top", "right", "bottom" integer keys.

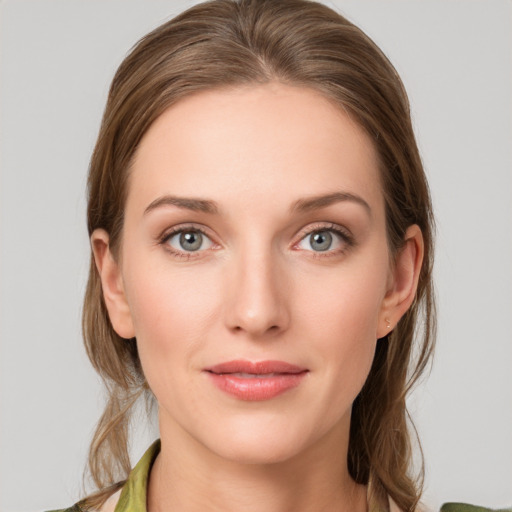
[{"left": 204, "top": 360, "right": 309, "bottom": 401}]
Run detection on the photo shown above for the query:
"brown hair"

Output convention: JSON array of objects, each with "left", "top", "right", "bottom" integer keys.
[{"left": 82, "top": 0, "right": 435, "bottom": 509}]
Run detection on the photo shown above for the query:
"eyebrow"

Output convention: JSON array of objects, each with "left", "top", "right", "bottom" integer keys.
[
  {"left": 290, "top": 191, "right": 371, "bottom": 215},
  {"left": 144, "top": 195, "right": 219, "bottom": 215},
  {"left": 143, "top": 191, "right": 371, "bottom": 216}
]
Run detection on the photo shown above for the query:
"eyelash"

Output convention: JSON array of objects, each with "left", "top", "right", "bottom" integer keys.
[
  {"left": 158, "top": 222, "right": 354, "bottom": 261},
  {"left": 159, "top": 224, "right": 213, "bottom": 261},
  {"left": 296, "top": 223, "right": 355, "bottom": 259}
]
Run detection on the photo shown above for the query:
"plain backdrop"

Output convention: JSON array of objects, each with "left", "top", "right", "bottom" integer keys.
[{"left": 1, "top": 1, "right": 511, "bottom": 511}]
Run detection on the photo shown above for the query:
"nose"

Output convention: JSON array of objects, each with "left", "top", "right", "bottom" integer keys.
[{"left": 224, "top": 246, "right": 290, "bottom": 338}]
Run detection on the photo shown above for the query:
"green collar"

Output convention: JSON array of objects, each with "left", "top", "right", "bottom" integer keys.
[{"left": 114, "top": 439, "right": 161, "bottom": 512}]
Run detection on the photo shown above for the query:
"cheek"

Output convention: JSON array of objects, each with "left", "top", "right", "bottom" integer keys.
[
  {"left": 121, "top": 256, "right": 221, "bottom": 384},
  {"left": 298, "top": 263, "right": 387, "bottom": 344},
  {"left": 125, "top": 250, "right": 218, "bottom": 328},
  {"left": 294, "top": 258, "right": 388, "bottom": 392},
  {"left": 307, "top": 287, "right": 378, "bottom": 387}
]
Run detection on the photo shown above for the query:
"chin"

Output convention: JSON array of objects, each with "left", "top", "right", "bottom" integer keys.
[
  {"left": 201, "top": 416, "right": 322, "bottom": 466},
  {"left": 215, "top": 437, "right": 305, "bottom": 465}
]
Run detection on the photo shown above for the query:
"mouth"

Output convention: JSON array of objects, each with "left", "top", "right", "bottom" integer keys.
[{"left": 204, "top": 360, "right": 309, "bottom": 401}]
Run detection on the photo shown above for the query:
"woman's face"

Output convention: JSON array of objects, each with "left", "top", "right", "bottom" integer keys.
[{"left": 97, "top": 83, "right": 411, "bottom": 465}]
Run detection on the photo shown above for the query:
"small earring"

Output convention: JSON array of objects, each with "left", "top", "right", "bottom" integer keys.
[{"left": 385, "top": 318, "right": 391, "bottom": 330}]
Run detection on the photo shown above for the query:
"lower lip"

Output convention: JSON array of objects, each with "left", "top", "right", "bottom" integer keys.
[{"left": 206, "top": 372, "right": 308, "bottom": 401}]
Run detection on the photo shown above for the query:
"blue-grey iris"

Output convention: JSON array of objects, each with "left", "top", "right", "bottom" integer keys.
[
  {"left": 180, "top": 231, "right": 203, "bottom": 251},
  {"left": 310, "top": 231, "right": 332, "bottom": 251}
]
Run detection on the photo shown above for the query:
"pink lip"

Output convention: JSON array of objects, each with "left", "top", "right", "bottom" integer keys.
[{"left": 204, "top": 360, "right": 308, "bottom": 401}]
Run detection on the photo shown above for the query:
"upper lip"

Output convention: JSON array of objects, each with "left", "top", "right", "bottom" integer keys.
[{"left": 205, "top": 360, "right": 308, "bottom": 375}]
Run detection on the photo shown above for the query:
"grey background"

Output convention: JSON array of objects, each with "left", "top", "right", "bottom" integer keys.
[{"left": 1, "top": 1, "right": 511, "bottom": 511}]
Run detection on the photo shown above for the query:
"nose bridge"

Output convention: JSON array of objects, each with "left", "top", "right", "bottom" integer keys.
[{"left": 225, "top": 236, "right": 289, "bottom": 337}]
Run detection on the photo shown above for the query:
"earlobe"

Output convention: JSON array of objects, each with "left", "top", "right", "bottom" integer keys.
[
  {"left": 91, "top": 229, "right": 135, "bottom": 339},
  {"left": 377, "top": 225, "right": 424, "bottom": 339}
]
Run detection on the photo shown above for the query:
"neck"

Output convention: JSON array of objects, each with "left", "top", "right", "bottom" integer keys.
[{"left": 147, "top": 413, "right": 367, "bottom": 512}]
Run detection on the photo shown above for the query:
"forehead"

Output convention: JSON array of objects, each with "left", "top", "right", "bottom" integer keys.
[{"left": 127, "top": 83, "right": 383, "bottom": 218}]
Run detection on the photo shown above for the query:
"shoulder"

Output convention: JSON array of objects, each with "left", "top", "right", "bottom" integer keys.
[
  {"left": 45, "top": 489, "right": 122, "bottom": 512},
  {"left": 441, "top": 504, "right": 512, "bottom": 512},
  {"left": 390, "top": 498, "right": 511, "bottom": 512}
]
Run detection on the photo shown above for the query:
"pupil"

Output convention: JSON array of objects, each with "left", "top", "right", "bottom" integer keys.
[
  {"left": 180, "top": 231, "right": 202, "bottom": 251},
  {"left": 311, "top": 231, "right": 332, "bottom": 251}
]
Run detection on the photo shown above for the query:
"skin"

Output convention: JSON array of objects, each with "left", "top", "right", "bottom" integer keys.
[{"left": 92, "top": 83, "right": 423, "bottom": 512}]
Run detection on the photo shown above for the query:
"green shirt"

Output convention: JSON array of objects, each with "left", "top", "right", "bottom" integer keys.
[
  {"left": 111, "top": 439, "right": 161, "bottom": 511},
  {"left": 49, "top": 440, "right": 510, "bottom": 512}
]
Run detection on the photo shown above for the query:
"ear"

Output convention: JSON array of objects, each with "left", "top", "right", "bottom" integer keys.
[
  {"left": 91, "top": 229, "right": 135, "bottom": 339},
  {"left": 377, "top": 224, "right": 424, "bottom": 339}
]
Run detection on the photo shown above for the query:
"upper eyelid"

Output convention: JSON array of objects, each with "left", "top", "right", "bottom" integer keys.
[
  {"left": 161, "top": 222, "right": 348, "bottom": 238},
  {"left": 295, "top": 222, "right": 350, "bottom": 237},
  {"left": 161, "top": 223, "right": 212, "bottom": 240},
  {"left": 294, "top": 222, "right": 353, "bottom": 245}
]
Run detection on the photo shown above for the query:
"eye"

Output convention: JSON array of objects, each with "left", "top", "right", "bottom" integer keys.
[
  {"left": 164, "top": 228, "right": 214, "bottom": 255},
  {"left": 296, "top": 224, "right": 353, "bottom": 255}
]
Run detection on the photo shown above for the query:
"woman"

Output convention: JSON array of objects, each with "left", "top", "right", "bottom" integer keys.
[{"left": 53, "top": 0, "right": 440, "bottom": 510}]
